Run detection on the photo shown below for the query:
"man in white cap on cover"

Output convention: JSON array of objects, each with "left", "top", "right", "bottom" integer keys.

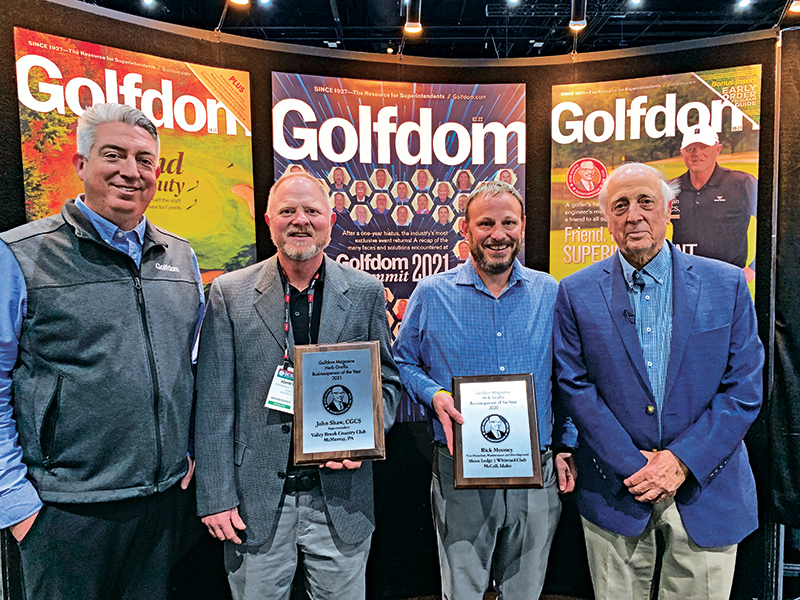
[{"left": 671, "top": 124, "right": 757, "bottom": 275}]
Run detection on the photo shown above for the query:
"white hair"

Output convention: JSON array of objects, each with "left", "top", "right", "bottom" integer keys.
[
  {"left": 76, "top": 103, "right": 159, "bottom": 157},
  {"left": 597, "top": 163, "right": 679, "bottom": 216}
]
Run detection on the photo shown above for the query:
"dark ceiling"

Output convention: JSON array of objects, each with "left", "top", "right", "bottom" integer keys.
[{"left": 80, "top": 0, "right": 797, "bottom": 59}]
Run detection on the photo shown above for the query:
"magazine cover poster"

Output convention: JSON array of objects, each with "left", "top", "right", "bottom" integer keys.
[
  {"left": 273, "top": 72, "right": 525, "bottom": 421},
  {"left": 550, "top": 66, "right": 761, "bottom": 295},
  {"left": 14, "top": 28, "right": 256, "bottom": 283}
]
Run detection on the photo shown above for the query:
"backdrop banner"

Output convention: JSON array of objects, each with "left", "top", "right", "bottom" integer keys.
[
  {"left": 14, "top": 27, "right": 255, "bottom": 283},
  {"left": 272, "top": 72, "right": 526, "bottom": 421},
  {"left": 550, "top": 65, "right": 761, "bottom": 295}
]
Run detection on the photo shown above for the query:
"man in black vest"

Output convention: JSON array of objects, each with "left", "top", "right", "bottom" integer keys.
[{"left": 0, "top": 103, "right": 204, "bottom": 600}]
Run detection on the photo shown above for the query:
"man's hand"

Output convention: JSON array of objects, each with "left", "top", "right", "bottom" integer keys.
[
  {"left": 432, "top": 391, "right": 464, "bottom": 455},
  {"left": 9, "top": 511, "right": 39, "bottom": 543},
  {"left": 201, "top": 507, "right": 247, "bottom": 544},
  {"left": 320, "top": 460, "right": 362, "bottom": 470},
  {"left": 180, "top": 457, "right": 196, "bottom": 490},
  {"left": 555, "top": 452, "right": 576, "bottom": 494},
  {"left": 624, "top": 449, "right": 689, "bottom": 504}
]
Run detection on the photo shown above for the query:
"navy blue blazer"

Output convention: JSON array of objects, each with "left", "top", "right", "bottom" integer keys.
[{"left": 554, "top": 243, "right": 764, "bottom": 547}]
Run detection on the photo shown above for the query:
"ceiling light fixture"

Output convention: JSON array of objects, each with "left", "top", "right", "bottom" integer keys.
[
  {"left": 630, "top": 0, "right": 642, "bottom": 4},
  {"left": 215, "top": 0, "right": 250, "bottom": 37},
  {"left": 142, "top": 0, "right": 155, "bottom": 5},
  {"left": 791, "top": 0, "right": 800, "bottom": 11},
  {"left": 737, "top": 0, "right": 751, "bottom": 6},
  {"left": 569, "top": 0, "right": 587, "bottom": 31},
  {"left": 404, "top": 0, "right": 423, "bottom": 34}
]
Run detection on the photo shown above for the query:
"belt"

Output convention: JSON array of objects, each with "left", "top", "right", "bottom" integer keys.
[{"left": 283, "top": 470, "right": 321, "bottom": 494}]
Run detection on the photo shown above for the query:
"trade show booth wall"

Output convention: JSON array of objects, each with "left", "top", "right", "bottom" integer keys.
[{"left": 0, "top": 1, "right": 795, "bottom": 598}]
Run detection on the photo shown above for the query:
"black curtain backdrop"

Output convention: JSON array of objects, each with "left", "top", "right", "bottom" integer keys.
[
  {"left": 772, "top": 26, "right": 800, "bottom": 529},
  {"left": 0, "top": 2, "right": 791, "bottom": 599}
]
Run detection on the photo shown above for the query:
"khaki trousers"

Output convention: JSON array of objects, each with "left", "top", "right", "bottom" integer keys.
[{"left": 582, "top": 498, "right": 737, "bottom": 600}]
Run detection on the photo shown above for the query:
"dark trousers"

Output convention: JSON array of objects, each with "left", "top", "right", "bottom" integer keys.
[{"left": 18, "top": 484, "right": 195, "bottom": 600}]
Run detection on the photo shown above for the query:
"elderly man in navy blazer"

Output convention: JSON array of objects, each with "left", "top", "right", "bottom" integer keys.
[{"left": 554, "top": 163, "right": 764, "bottom": 600}]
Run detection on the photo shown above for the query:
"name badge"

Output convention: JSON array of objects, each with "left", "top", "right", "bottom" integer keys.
[{"left": 266, "top": 366, "right": 295, "bottom": 413}]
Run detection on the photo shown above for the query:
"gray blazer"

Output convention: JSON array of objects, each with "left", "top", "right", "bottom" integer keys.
[{"left": 195, "top": 255, "right": 401, "bottom": 547}]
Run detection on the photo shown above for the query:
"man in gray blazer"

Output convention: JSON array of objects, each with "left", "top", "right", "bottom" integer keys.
[{"left": 195, "top": 171, "right": 401, "bottom": 600}]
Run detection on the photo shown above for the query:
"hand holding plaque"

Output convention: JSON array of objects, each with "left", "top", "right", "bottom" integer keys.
[
  {"left": 293, "top": 341, "right": 385, "bottom": 465},
  {"left": 452, "top": 374, "right": 542, "bottom": 489}
]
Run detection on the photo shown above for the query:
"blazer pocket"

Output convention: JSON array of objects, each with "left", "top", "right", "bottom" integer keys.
[
  {"left": 691, "top": 320, "right": 731, "bottom": 335},
  {"left": 234, "top": 440, "right": 246, "bottom": 466}
]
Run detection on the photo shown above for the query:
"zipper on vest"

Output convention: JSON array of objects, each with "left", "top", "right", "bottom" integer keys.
[
  {"left": 41, "top": 375, "right": 63, "bottom": 473},
  {"left": 133, "top": 273, "right": 163, "bottom": 486}
]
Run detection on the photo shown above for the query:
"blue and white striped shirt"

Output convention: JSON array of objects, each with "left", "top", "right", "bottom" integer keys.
[{"left": 618, "top": 243, "right": 673, "bottom": 440}]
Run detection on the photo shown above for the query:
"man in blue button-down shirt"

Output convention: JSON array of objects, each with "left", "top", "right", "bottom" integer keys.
[
  {"left": 0, "top": 103, "right": 204, "bottom": 600},
  {"left": 393, "top": 181, "right": 577, "bottom": 600},
  {"left": 554, "top": 163, "right": 764, "bottom": 600}
]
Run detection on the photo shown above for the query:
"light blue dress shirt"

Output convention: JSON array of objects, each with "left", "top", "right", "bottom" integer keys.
[
  {"left": 393, "top": 258, "right": 577, "bottom": 450},
  {"left": 618, "top": 243, "right": 673, "bottom": 440},
  {"left": 0, "top": 199, "right": 204, "bottom": 528}
]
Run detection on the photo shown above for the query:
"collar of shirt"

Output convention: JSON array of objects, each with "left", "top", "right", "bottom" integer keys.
[
  {"left": 277, "top": 258, "right": 326, "bottom": 346},
  {"left": 277, "top": 256, "right": 327, "bottom": 292},
  {"left": 704, "top": 163, "right": 725, "bottom": 188},
  {"left": 75, "top": 196, "right": 146, "bottom": 251},
  {"left": 618, "top": 242, "right": 671, "bottom": 290},
  {"left": 454, "top": 257, "right": 529, "bottom": 298},
  {"left": 683, "top": 163, "right": 723, "bottom": 191}
]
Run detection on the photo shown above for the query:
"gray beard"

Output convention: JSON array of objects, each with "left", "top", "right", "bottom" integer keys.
[{"left": 273, "top": 232, "right": 330, "bottom": 261}]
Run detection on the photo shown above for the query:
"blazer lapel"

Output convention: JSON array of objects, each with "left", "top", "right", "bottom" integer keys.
[
  {"left": 600, "top": 258, "right": 654, "bottom": 399},
  {"left": 254, "top": 256, "right": 290, "bottom": 355},
  {"left": 664, "top": 247, "right": 700, "bottom": 400},
  {"left": 318, "top": 257, "right": 352, "bottom": 344}
]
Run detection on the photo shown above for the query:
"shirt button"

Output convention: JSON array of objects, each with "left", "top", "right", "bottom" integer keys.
[
  {"left": 499, "top": 366, "right": 505, "bottom": 372},
  {"left": 646, "top": 327, "right": 651, "bottom": 333},
  {"left": 282, "top": 424, "right": 290, "bottom": 433},
  {"left": 651, "top": 448, "right": 658, "bottom": 453},
  {"left": 496, "top": 332, "right": 502, "bottom": 337},
  {"left": 647, "top": 361, "right": 652, "bottom": 367},
  {"left": 117, "top": 232, "right": 125, "bottom": 238},
  {"left": 645, "top": 295, "right": 650, "bottom": 300},
  {"left": 278, "top": 471, "right": 286, "bottom": 479},
  {"left": 294, "top": 311, "right": 301, "bottom": 317},
  {"left": 646, "top": 405, "right": 655, "bottom": 415}
]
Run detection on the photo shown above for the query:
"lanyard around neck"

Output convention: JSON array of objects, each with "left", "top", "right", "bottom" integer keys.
[{"left": 282, "top": 271, "right": 320, "bottom": 369}]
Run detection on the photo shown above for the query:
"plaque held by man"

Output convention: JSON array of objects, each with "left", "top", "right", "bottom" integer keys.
[
  {"left": 452, "top": 373, "right": 542, "bottom": 489},
  {"left": 293, "top": 341, "right": 385, "bottom": 464}
]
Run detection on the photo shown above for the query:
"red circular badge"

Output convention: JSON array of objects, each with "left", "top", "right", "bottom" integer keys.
[{"left": 566, "top": 158, "right": 608, "bottom": 199}]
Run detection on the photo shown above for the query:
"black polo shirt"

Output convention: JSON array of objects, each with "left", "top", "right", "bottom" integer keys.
[{"left": 671, "top": 165, "right": 757, "bottom": 268}]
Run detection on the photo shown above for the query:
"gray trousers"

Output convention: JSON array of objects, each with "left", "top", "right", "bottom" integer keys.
[
  {"left": 432, "top": 445, "right": 561, "bottom": 600},
  {"left": 224, "top": 486, "right": 371, "bottom": 600}
]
